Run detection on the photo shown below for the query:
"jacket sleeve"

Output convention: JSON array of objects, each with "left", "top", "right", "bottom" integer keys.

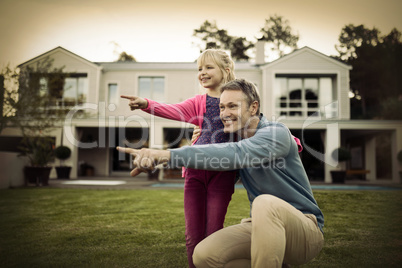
[
  {"left": 141, "top": 96, "right": 202, "bottom": 126},
  {"left": 292, "top": 135, "right": 303, "bottom": 152},
  {"left": 169, "top": 125, "right": 292, "bottom": 171}
]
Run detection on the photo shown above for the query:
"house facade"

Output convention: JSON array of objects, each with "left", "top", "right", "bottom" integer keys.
[{"left": 1, "top": 46, "right": 401, "bottom": 188}]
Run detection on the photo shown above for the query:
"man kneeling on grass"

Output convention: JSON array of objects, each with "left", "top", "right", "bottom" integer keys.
[{"left": 117, "top": 78, "right": 324, "bottom": 268}]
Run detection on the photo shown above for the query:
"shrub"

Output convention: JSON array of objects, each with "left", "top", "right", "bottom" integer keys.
[
  {"left": 332, "top": 147, "right": 351, "bottom": 162},
  {"left": 54, "top": 145, "right": 71, "bottom": 160}
]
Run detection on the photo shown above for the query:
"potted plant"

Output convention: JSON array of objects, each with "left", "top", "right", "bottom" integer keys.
[
  {"left": 19, "top": 135, "right": 55, "bottom": 186},
  {"left": 54, "top": 145, "right": 72, "bottom": 179},
  {"left": 12, "top": 58, "right": 67, "bottom": 186},
  {"left": 330, "top": 147, "right": 351, "bottom": 183}
]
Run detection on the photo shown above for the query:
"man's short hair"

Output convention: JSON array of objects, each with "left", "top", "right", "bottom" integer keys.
[{"left": 220, "top": 78, "right": 261, "bottom": 115}]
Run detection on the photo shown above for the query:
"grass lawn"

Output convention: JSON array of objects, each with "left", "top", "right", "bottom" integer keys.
[{"left": 0, "top": 187, "right": 401, "bottom": 267}]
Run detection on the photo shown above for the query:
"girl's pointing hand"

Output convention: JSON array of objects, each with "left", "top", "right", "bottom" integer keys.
[{"left": 121, "top": 95, "right": 148, "bottom": 110}]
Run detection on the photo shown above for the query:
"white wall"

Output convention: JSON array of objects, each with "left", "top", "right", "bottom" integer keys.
[
  {"left": 101, "top": 67, "right": 199, "bottom": 119},
  {"left": 0, "top": 152, "right": 28, "bottom": 188}
]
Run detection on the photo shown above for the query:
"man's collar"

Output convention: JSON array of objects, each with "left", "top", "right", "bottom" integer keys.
[{"left": 256, "top": 113, "right": 266, "bottom": 129}]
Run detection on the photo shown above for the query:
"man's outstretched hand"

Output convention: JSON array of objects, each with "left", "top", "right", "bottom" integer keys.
[{"left": 116, "top": 147, "right": 171, "bottom": 177}]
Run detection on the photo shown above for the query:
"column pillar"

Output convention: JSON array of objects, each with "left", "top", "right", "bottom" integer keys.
[
  {"left": 365, "top": 136, "right": 376, "bottom": 181},
  {"left": 324, "top": 123, "right": 340, "bottom": 183},
  {"left": 391, "top": 127, "right": 402, "bottom": 183},
  {"left": 63, "top": 125, "right": 78, "bottom": 179}
]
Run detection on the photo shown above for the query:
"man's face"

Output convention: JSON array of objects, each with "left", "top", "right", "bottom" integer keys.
[{"left": 219, "top": 90, "right": 254, "bottom": 133}]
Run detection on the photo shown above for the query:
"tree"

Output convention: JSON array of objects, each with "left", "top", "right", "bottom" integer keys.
[
  {"left": 231, "top": 37, "right": 255, "bottom": 61},
  {"left": 16, "top": 58, "right": 68, "bottom": 135},
  {"left": 193, "top": 20, "right": 254, "bottom": 61},
  {"left": 259, "top": 14, "right": 299, "bottom": 59},
  {"left": 193, "top": 20, "right": 231, "bottom": 50},
  {"left": 336, "top": 24, "right": 402, "bottom": 119},
  {"left": 193, "top": 16, "right": 299, "bottom": 62},
  {"left": 1, "top": 58, "right": 86, "bottom": 167},
  {"left": 0, "top": 65, "right": 19, "bottom": 133},
  {"left": 335, "top": 24, "right": 381, "bottom": 61},
  {"left": 117, "top": 52, "right": 136, "bottom": 62}
]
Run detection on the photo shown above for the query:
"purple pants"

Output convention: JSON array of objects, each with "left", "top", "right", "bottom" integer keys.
[{"left": 184, "top": 168, "right": 236, "bottom": 268}]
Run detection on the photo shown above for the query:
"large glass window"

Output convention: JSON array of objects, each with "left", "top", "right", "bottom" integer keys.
[
  {"left": 274, "top": 75, "right": 335, "bottom": 118},
  {"left": 38, "top": 73, "right": 88, "bottom": 107},
  {"left": 138, "top": 76, "right": 165, "bottom": 102},
  {"left": 62, "top": 74, "right": 88, "bottom": 106}
]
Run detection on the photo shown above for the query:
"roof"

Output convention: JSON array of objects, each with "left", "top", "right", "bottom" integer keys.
[
  {"left": 18, "top": 46, "right": 100, "bottom": 68},
  {"left": 263, "top": 46, "right": 352, "bottom": 70},
  {"left": 17, "top": 46, "right": 350, "bottom": 71}
]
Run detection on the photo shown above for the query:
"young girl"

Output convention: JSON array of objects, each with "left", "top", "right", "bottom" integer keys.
[
  {"left": 121, "top": 49, "right": 236, "bottom": 268},
  {"left": 121, "top": 49, "right": 302, "bottom": 268}
]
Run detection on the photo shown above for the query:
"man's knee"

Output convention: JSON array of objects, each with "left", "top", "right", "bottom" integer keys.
[
  {"left": 252, "top": 194, "right": 289, "bottom": 219},
  {"left": 193, "top": 238, "right": 225, "bottom": 268},
  {"left": 194, "top": 223, "right": 251, "bottom": 267},
  {"left": 252, "top": 194, "right": 279, "bottom": 210},
  {"left": 193, "top": 240, "right": 212, "bottom": 268}
]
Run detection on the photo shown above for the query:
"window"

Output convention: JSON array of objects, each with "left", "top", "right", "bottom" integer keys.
[
  {"left": 39, "top": 77, "right": 48, "bottom": 97},
  {"left": 38, "top": 73, "right": 88, "bottom": 107},
  {"left": 274, "top": 75, "right": 336, "bottom": 118},
  {"left": 138, "top": 76, "right": 165, "bottom": 102},
  {"left": 62, "top": 74, "right": 88, "bottom": 106},
  {"left": 108, "top": 83, "right": 118, "bottom": 104},
  {"left": 0, "top": 136, "right": 23, "bottom": 153}
]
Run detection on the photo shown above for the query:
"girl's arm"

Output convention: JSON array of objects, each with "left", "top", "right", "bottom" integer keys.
[{"left": 121, "top": 95, "right": 201, "bottom": 126}]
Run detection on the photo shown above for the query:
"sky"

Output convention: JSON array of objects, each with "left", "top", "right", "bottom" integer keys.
[{"left": 0, "top": 0, "right": 401, "bottom": 68}]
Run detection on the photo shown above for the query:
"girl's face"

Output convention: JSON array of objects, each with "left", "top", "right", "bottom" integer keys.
[{"left": 197, "top": 59, "right": 224, "bottom": 90}]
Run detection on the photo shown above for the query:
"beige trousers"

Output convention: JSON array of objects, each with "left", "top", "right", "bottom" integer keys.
[{"left": 193, "top": 194, "right": 324, "bottom": 268}]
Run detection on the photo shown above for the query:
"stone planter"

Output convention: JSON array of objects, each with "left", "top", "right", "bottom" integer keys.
[
  {"left": 24, "top": 166, "right": 52, "bottom": 186},
  {"left": 55, "top": 166, "right": 72, "bottom": 179}
]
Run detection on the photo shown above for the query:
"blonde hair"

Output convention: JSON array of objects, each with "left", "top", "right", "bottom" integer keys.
[{"left": 197, "top": 49, "right": 236, "bottom": 84}]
